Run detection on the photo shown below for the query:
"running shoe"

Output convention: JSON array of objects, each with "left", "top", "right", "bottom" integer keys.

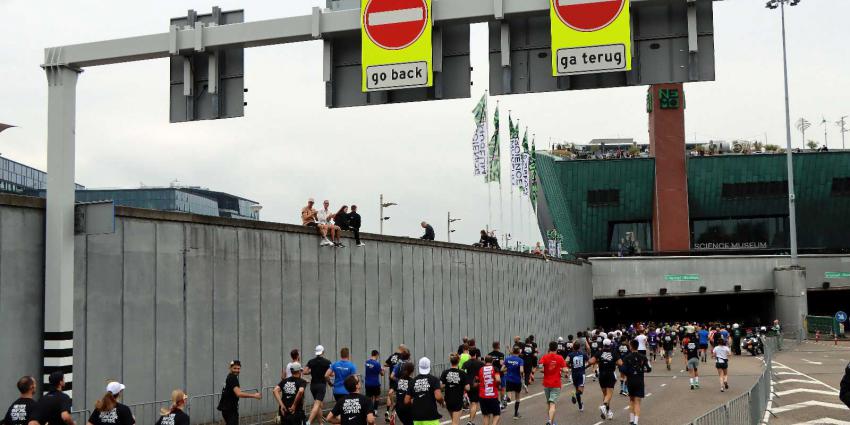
[
  {"left": 335, "top": 242, "right": 346, "bottom": 248},
  {"left": 720, "top": 387, "right": 725, "bottom": 392},
  {"left": 607, "top": 410, "right": 614, "bottom": 420},
  {"left": 571, "top": 394, "right": 577, "bottom": 404},
  {"left": 578, "top": 401, "right": 584, "bottom": 411},
  {"left": 357, "top": 243, "right": 366, "bottom": 247},
  {"left": 724, "top": 382, "right": 729, "bottom": 390},
  {"left": 384, "top": 411, "right": 390, "bottom": 423},
  {"left": 690, "top": 384, "right": 695, "bottom": 390},
  {"left": 320, "top": 239, "right": 333, "bottom": 246},
  {"left": 599, "top": 405, "right": 607, "bottom": 419}
]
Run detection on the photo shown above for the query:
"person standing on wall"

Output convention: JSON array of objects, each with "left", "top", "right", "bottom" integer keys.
[
  {"left": 27, "top": 372, "right": 74, "bottom": 425},
  {"left": 86, "top": 382, "right": 134, "bottom": 425},
  {"left": 217, "top": 360, "right": 262, "bottom": 425},
  {"left": 3, "top": 376, "right": 36, "bottom": 425}
]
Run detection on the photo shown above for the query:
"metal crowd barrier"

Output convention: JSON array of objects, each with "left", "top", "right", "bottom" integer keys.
[{"left": 685, "top": 336, "right": 779, "bottom": 425}]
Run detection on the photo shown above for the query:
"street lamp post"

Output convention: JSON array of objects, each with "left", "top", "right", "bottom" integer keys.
[
  {"left": 379, "top": 194, "right": 397, "bottom": 235},
  {"left": 448, "top": 212, "right": 461, "bottom": 242},
  {"left": 766, "top": 0, "right": 801, "bottom": 267}
]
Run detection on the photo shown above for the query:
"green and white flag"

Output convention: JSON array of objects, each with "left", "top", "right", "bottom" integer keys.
[
  {"left": 487, "top": 105, "right": 501, "bottom": 184},
  {"left": 471, "top": 94, "right": 488, "bottom": 177},
  {"left": 520, "top": 128, "right": 531, "bottom": 195},
  {"left": 529, "top": 136, "right": 538, "bottom": 210},
  {"left": 509, "top": 114, "right": 522, "bottom": 186}
]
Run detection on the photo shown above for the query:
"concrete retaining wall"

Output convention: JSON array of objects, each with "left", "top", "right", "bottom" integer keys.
[{"left": 0, "top": 197, "right": 593, "bottom": 411}]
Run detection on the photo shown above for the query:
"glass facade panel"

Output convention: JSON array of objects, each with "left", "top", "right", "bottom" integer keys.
[{"left": 691, "top": 216, "right": 788, "bottom": 250}]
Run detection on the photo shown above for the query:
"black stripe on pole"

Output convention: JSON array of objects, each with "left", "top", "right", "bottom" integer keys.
[
  {"left": 43, "top": 331, "right": 74, "bottom": 341},
  {"left": 43, "top": 348, "right": 74, "bottom": 357}
]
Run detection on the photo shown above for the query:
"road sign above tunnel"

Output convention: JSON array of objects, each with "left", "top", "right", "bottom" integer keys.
[
  {"left": 553, "top": 0, "right": 626, "bottom": 32},
  {"left": 364, "top": 0, "right": 429, "bottom": 50}
]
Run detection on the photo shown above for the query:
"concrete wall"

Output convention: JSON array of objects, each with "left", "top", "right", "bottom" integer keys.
[
  {"left": 591, "top": 255, "right": 850, "bottom": 299},
  {"left": 0, "top": 197, "right": 593, "bottom": 411}
]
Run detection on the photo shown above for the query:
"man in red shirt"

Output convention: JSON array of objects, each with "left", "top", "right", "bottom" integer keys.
[
  {"left": 540, "top": 341, "right": 568, "bottom": 425},
  {"left": 477, "top": 356, "right": 501, "bottom": 425}
]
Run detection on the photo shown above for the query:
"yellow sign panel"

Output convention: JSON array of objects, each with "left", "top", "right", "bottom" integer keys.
[
  {"left": 550, "top": 0, "right": 632, "bottom": 77},
  {"left": 361, "top": 0, "right": 433, "bottom": 92}
]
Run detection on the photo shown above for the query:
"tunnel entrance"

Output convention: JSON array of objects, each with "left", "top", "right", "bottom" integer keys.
[
  {"left": 807, "top": 289, "right": 850, "bottom": 317},
  {"left": 593, "top": 292, "right": 775, "bottom": 328}
]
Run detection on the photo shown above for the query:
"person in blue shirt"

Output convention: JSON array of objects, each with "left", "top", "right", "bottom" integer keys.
[
  {"left": 326, "top": 347, "right": 357, "bottom": 402},
  {"left": 364, "top": 350, "right": 384, "bottom": 414},
  {"left": 697, "top": 327, "right": 710, "bottom": 363},
  {"left": 567, "top": 342, "right": 588, "bottom": 412},
  {"left": 502, "top": 346, "right": 525, "bottom": 419}
]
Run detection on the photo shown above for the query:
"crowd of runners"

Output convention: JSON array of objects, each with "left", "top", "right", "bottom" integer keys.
[{"left": 2, "top": 322, "right": 757, "bottom": 425}]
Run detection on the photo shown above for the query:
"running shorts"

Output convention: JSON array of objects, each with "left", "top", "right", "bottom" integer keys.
[
  {"left": 445, "top": 398, "right": 464, "bottom": 413},
  {"left": 506, "top": 382, "right": 522, "bottom": 393},
  {"left": 638, "top": 350, "right": 647, "bottom": 356},
  {"left": 618, "top": 365, "right": 628, "bottom": 375},
  {"left": 281, "top": 411, "right": 305, "bottom": 425},
  {"left": 365, "top": 386, "right": 381, "bottom": 397},
  {"left": 626, "top": 378, "right": 645, "bottom": 398},
  {"left": 598, "top": 372, "right": 616, "bottom": 389},
  {"left": 571, "top": 371, "right": 586, "bottom": 388},
  {"left": 687, "top": 357, "right": 700, "bottom": 371},
  {"left": 467, "top": 388, "right": 480, "bottom": 403},
  {"left": 665, "top": 349, "right": 674, "bottom": 358},
  {"left": 310, "top": 383, "right": 327, "bottom": 401},
  {"left": 543, "top": 387, "right": 561, "bottom": 404},
  {"left": 699, "top": 343, "right": 709, "bottom": 350},
  {"left": 479, "top": 398, "right": 501, "bottom": 416},
  {"left": 715, "top": 361, "right": 728, "bottom": 370}
]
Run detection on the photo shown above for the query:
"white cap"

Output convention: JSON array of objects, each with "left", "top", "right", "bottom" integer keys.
[
  {"left": 315, "top": 345, "right": 325, "bottom": 356},
  {"left": 418, "top": 357, "right": 431, "bottom": 375},
  {"left": 733, "top": 323, "right": 739, "bottom": 329},
  {"left": 603, "top": 339, "right": 612, "bottom": 347},
  {"left": 557, "top": 337, "right": 564, "bottom": 342},
  {"left": 106, "top": 382, "right": 125, "bottom": 396}
]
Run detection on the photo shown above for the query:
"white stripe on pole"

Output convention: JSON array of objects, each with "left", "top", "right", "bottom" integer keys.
[
  {"left": 558, "top": 0, "right": 615, "bottom": 6},
  {"left": 368, "top": 8, "right": 424, "bottom": 26}
]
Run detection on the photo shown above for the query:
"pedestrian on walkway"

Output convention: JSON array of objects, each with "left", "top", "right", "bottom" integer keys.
[
  {"left": 3, "top": 376, "right": 36, "bottom": 425},
  {"left": 217, "top": 361, "right": 262, "bottom": 425},
  {"left": 286, "top": 349, "right": 301, "bottom": 379},
  {"left": 273, "top": 363, "right": 307, "bottom": 425},
  {"left": 567, "top": 342, "right": 587, "bottom": 412},
  {"left": 711, "top": 338, "right": 731, "bottom": 392},
  {"left": 683, "top": 336, "right": 701, "bottom": 390},
  {"left": 502, "top": 346, "right": 524, "bottom": 419},
  {"left": 407, "top": 358, "right": 443, "bottom": 425},
  {"left": 385, "top": 345, "right": 407, "bottom": 423},
  {"left": 86, "top": 382, "right": 134, "bottom": 425},
  {"left": 540, "top": 341, "right": 567, "bottom": 425},
  {"left": 155, "top": 390, "right": 189, "bottom": 425},
  {"left": 476, "top": 356, "right": 500, "bottom": 425},
  {"left": 328, "top": 348, "right": 358, "bottom": 402},
  {"left": 327, "top": 376, "right": 375, "bottom": 425},
  {"left": 590, "top": 339, "right": 621, "bottom": 421},
  {"left": 622, "top": 340, "right": 651, "bottom": 425},
  {"left": 439, "top": 354, "right": 468, "bottom": 425},
  {"left": 462, "top": 350, "right": 484, "bottom": 425},
  {"left": 305, "top": 346, "right": 332, "bottom": 425},
  {"left": 365, "top": 350, "right": 383, "bottom": 414},
  {"left": 394, "top": 363, "right": 415, "bottom": 425},
  {"left": 27, "top": 372, "right": 73, "bottom": 425}
]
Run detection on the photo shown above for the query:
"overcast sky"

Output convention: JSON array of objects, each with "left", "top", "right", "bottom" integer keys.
[{"left": 0, "top": 0, "right": 848, "bottom": 245}]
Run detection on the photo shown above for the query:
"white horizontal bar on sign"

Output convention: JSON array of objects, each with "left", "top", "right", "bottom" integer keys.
[
  {"left": 44, "top": 357, "right": 74, "bottom": 367},
  {"left": 558, "top": 0, "right": 614, "bottom": 5},
  {"left": 44, "top": 340, "right": 73, "bottom": 350},
  {"left": 368, "top": 8, "right": 424, "bottom": 26}
]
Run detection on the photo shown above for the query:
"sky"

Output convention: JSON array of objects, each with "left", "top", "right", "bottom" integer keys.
[{"left": 0, "top": 0, "right": 848, "bottom": 245}]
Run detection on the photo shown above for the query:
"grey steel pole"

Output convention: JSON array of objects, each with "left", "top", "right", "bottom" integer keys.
[
  {"left": 779, "top": 0, "right": 799, "bottom": 267},
  {"left": 379, "top": 193, "right": 383, "bottom": 235},
  {"left": 447, "top": 212, "right": 451, "bottom": 242}
]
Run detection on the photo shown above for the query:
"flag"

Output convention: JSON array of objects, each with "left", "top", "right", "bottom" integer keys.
[
  {"left": 471, "top": 94, "right": 488, "bottom": 176},
  {"left": 520, "top": 128, "right": 530, "bottom": 195},
  {"left": 487, "top": 105, "right": 501, "bottom": 183},
  {"left": 529, "top": 137, "right": 538, "bottom": 211},
  {"left": 509, "top": 115, "right": 522, "bottom": 186}
]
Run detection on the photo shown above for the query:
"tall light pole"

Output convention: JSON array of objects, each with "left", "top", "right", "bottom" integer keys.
[
  {"left": 767, "top": 0, "right": 800, "bottom": 267},
  {"left": 795, "top": 118, "right": 810, "bottom": 149},
  {"left": 379, "top": 194, "right": 397, "bottom": 235},
  {"left": 837, "top": 116, "right": 848, "bottom": 150},
  {"left": 447, "top": 212, "right": 461, "bottom": 242}
]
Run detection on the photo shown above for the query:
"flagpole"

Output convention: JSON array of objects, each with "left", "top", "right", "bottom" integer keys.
[{"left": 487, "top": 92, "right": 492, "bottom": 232}]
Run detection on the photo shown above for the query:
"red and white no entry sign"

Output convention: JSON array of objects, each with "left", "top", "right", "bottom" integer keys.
[
  {"left": 553, "top": 0, "right": 625, "bottom": 32},
  {"left": 364, "top": 0, "right": 429, "bottom": 50}
]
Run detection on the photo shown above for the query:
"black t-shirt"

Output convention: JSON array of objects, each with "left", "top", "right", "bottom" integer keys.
[
  {"left": 410, "top": 374, "right": 441, "bottom": 421},
  {"left": 487, "top": 351, "right": 505, "bottom": 372},
  {"left": 622, "top": 352, "right": 651, "bottom": 379},
  {"left": 520, "top": 353, "right": 537, "bottom": 370},
  {"left": 3, "top": 398, "right": 35, "bottom": 425},
  {"left": 395, "top": 377, "right": 412, "bottom": 406},
  {"left": 440, "top": 368, "right": 467, "bottom": 404},
  {"left": 307, "top": 357, "right": 332, "bottom": 386},
  {"left": 278, "top": 377, "right": 308, "bottom": 414},
  {"left": 154, "top": 409, "right": 190, "bottom": 425},
  {"left": 462, "top": 359, "right": 484, "bottom": 388},
  {"left": 218, "top": 373, "right": 240, "bottom": 412},
  {"left": 330, "top": 394, "right": 373, "bottom": 425},
  {"left": 30, "top": 390, "right": 71, "bottom": 425},
  {"left": 684, "top": 340, "right": 699, "bottom": 359},
  {"left": 661, "top": 335, "right": 675, "bottom": 351},
  {"left": 87, "top": 404, "right": 135, "bottom": 425},
  {"left": 556, "top": 343, "right": 567, "bottom": 358},
  {"left": 594, "top": 350, "right": 619, "bottom": 374}
]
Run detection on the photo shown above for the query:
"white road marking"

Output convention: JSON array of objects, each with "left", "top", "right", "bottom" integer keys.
[
  {"left": 646, "top": 393, "right": 652, "bottom": 397},
  {"left": 558, "top": 0, "right": 618, "bottom": 5},
  {"left": 660, "top": 383, "right": 667, "bottom": 387},
  {"left": 775, "top": 371, "right": 804, "bottom": 376},
  {"left": 592, "top": 422, "right": 604, "bottom": 425},
  {"left": 802, "top": 359, "right": 823, "bottom": 365},
  {"left": 771, "top": 400, "right": 849, "bottom": 414},
  {"left": 793, "top": 418, "right": 850, "bottom": 425},
  {"left": 772, "top": 378, "right": 835, "bottom": 388},
  {"left": 368, "top": 8, "right": 424, "bottom": 26},
  {"left": 775, "top": 388, "right": 839, "bottom": 397},
  {"left": 772, "top": 361, "right": 841, "bottom": 392}
]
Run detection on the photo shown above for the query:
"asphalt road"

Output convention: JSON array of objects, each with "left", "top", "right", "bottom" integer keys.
[
  {"left": 766, "top": 340, "right": 850, "bottom": 425},
  {"left": 426, "top": 351, "right": 765, "bottom": 425}
]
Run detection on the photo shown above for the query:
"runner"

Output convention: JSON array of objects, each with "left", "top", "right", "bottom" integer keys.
[
  {"left": 407, "top": 358, "right": 443, "bottom": 425},
  {"left": 286, "top": 349, "right": 302, "bottom": 379},
  {"left": 590, "top": 339, "right": 621, "bottom": 421},
  {"left": 567, "top": 342, "right": 588, "bottom": 412},
  {"left": 540, "top": 341, "right": 567, "bottom": 425},
  {"left": 487, "top": 342, "right": 507, "bottom": 407},
  {"left": 683, "top": 335, "right": 701, "bottom": 390},
  {"left": 622, "top": 340, "right": 651, "bottom": 425},
  {"left": 617, "top": 336, "right": 630, "bottom": 396},
  {"left": 634, "top": 329, "right": 648, "bottom": 357},
  {"left": 327, "top": 376, "right": 376, "bottom": 425},
  {"left": 217, "top": 361, "right": 262, "bottom": 425},
  {"left": 555, "top": 338, "right": 567, "bottom": 360},
  {"left": 711, "top": 338, "right": 732, "bottom": 392},
  {"left": 365, "top": 351, "right": 384, "bottom": 415},
  {"left": 476, "top": 356, "right": 501, "bottom": 425},
  {"left": 439, "top": 354, "right": 468, "bottom": 425},
  {"left": 154, "top": 390, "right": 189, "bottom": 425},
  {"left": 3, "top": 377, "right": 36, "bottom": 425},
  {"left": 394, "top": 363, "right": 415, "bottom": 425},
  {"left": 86, "top": 382, "right": 135, "bottom": 425},
  {"left": 273, "top": 363, "right": 307, "bottom": 425},
  {"left": 27, "top": 372, "right": 73, "bottom": 425},
  {"left": 328, "top": 348, "right": 358, "bottom": 402},
  {"left": 697, "top": 326, "right": 710, "bottom": 363},
  {"left": 661, "top": 331, "right": 675, "bottom": 371},
  {"left": 647, "top": 329, "right": 659, "bottom": 362},
  {"left": 385, "top": 345, "right": 407, "bottom": 423},
  {"left": 458, "top": 345, "right": 471, "bottom": 371},
  {"left": 589, "top": 337, "right": 600, "bottom": 383},
  {"left": 462, "top": 349, "right": 484, "bottom": 425},
  {"left": 731, "top": 324, "right": 743, "bottom": 356},
  {"left": 502, "top": 346, "right": 524, "bottom": 419},
  {"left": 520, "top": 347, "right": 537, "bottom": 393},
  {"left": 305, "top": 346, "right": 332, "bottom": 425}
]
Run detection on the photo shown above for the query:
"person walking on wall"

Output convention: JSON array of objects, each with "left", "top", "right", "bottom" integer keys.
[{"left": 217, "top": 360, "right": 262, "bottom": 425}]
